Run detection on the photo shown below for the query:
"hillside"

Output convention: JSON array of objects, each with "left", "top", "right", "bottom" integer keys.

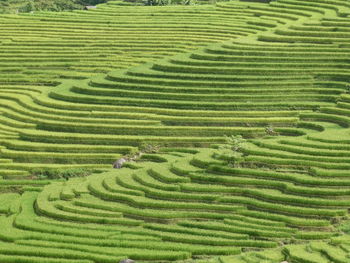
[
  {"left": 0, "top": 0, "right": 205, "bottom": 14},
  {"left": 0, "top": 0, "right": 350, "bottom": 262},
  {"left": 0, "top": 0, "right": 283, "bottom": 176},
  {"left": 0, "top": 0, "right": 111, "bottom": 13}
]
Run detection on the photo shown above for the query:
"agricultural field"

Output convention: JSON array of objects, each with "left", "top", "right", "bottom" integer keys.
[{"left": 0, "top": 0, "right": 350, "bottom": 262}]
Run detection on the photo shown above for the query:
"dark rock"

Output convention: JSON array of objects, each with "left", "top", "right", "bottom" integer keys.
[
  {"left": 240, "top": 0, "right": 274, "bottom": 2},
  {"left": 84, "top": 5, "right": 97, "bottom": 10},
  {"left": 119, "top": 259, "right": 135, "bottom": 263},
  {"left": 113, "top": 158, "right": 126, "bottom": 169}
]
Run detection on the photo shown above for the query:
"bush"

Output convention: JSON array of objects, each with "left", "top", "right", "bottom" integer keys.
[
  {"left": 215, "top": 135, "right": 246, "bottom": 167},
  {"left": 31, "top": 168, "right": 93, "bottom": 180},
  {"left": 0, "top": 0, "right": 109, "bottom": 14},
  {"left": 224, "top": 135, "right": 246, "bottom": 152},
  {"left": 265, "top": 125, "right": 279, "bottom": 136},
  {"left": 144, "top": 0, "right": 196, "bottom": 5},
  {"left": 139, "top": 142, "right": 160, "bottom": 154}
]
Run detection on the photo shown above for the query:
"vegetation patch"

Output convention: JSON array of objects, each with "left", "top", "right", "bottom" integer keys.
[{"left": 0, "top": 0, "right": 350, "bottom": 261}]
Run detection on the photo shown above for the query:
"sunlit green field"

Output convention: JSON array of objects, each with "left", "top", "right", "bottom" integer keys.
[{"left": 0, "top": 0, "right": 350, "bottom": 262}]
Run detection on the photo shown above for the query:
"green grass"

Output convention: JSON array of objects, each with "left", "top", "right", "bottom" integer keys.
[
  {"left": 0, "top": 147, "right": 349, "bottom": 261},
  {"left": 0, "top": 0, "right": 350, "bottom": 261}
]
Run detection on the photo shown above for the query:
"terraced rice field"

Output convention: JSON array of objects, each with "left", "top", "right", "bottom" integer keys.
[{"left": 1, "top": 0, "right": 350, "bottom": 262}]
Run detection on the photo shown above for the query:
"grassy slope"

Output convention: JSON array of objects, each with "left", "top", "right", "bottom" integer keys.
[
  {"left": 0, "top": 0, "right": 348, "bottom": 180},
  {"left": 0, "top": 0, "right": 278, "bottom": 177},
  {"left": 0, "top": 0, "right": 350, "bottom": 262},
  {"left": 1, "top": 0, "right": 349, "bottom": 177},
  {"left": 1, "top": 146, "right": 350, "bottom": 262}
]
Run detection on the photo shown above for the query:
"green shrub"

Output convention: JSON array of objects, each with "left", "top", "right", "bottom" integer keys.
[{"left": 31, "top": 168, "right": 93, "bottom": 180}]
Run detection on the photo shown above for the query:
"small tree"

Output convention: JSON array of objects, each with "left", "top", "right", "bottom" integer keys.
[
  {"left": 225, "top": 134, "right": 246, "bottom": 152},
  {"left": 216, "top": 135, "right": 246, "bottom": 168}
]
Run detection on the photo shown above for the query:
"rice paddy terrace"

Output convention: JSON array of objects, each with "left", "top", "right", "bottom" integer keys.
[
  {"left": 0, "top": 0, "right": 350, "bottom": 262},
  {"left": 0, "top": 0, "right": 281, "bottom": 175}
]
